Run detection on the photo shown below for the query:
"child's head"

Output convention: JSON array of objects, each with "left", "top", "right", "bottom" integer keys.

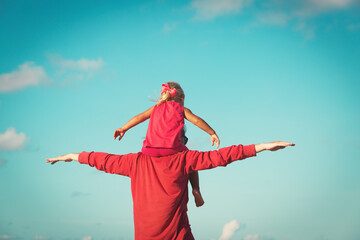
[{"left": 157, "top": 82, "right": 185, "bottom": 106}]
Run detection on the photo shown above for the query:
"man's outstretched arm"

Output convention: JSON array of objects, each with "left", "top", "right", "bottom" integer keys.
[
  {"left": 46, "top": 152, "right": 135, "bottom": 177},
  {"left": 183, "top": 141, "right": 295, "bottom": 173}
]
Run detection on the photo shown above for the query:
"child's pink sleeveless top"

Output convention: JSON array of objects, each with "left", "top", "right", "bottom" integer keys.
[{"left": 141, "top": 101, "right": 188, "bottom": 157}]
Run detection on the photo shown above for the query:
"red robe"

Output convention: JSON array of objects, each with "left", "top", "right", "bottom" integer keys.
[
  {"left": 142, "top": 101, "right": 188, "bottom": 157},
  {"left": 78, "top": 144, "right": 256, "bottom": 240}
]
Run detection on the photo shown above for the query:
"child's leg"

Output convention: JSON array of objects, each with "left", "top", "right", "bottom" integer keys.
[{"left": 189, "top": 171, "right": 205, "bottom": 207}]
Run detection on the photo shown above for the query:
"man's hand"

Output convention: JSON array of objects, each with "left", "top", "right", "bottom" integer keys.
[
  {"left": 210, "top": 134, "right": 220, "bottom": 148},
  {"left": 255, "top": 141, "right": 295, "bottom": 153},
  {"left": 114, "top": 128, "right": 127, "bottom": 141},
  {"left": 46, "top": 153, "right": 79, "bottom": 165}
]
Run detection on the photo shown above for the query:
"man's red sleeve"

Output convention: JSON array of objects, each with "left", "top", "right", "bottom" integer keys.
[
  {"left": 182, "top": 144, "right": 256, "bottom": 174},
  {"left": 78, "top": 151, "right": 137, "bottom": 177}
]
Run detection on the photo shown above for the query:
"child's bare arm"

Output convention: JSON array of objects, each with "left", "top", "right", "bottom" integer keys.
[
  {"left": 114, "top": 106, "right": 154, "bottom": 141},
  {"left": 184, "top": 107, "right": 220, "bottom": 148}
]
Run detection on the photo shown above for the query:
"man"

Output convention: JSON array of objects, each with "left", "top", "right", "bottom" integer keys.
[{"left": 47, "top": 140, "right": 294, "bottom": 240}]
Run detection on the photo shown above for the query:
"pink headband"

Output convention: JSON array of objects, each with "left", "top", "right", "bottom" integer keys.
[{"left": 161, "top": 83, "right": 177, "bottom": 97}]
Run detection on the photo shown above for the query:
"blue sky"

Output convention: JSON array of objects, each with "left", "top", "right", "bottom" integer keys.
[{"left": 0, "top": 0, "right": 359, "bottom": 240}]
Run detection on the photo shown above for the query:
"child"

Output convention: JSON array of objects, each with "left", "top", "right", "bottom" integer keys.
[{"left": 113, "top": 82, "right": 220, "bottom": 207}]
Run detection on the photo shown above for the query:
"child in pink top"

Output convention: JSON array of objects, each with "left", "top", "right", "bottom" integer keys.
[{"left": 114, "top": 82, "right": 220, "bottom": 207}]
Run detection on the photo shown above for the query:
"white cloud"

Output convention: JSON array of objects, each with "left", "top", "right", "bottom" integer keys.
[
  {"left": 82, "top": 236, "right": 92, "bottom": 240},
  {"left": 49, "top": 55, "right": 104, "bottom": 72},
  {"left": 0, "top": 62, "right": 50, "bottom": 92},
  {"left": 219, "top": 220, "right": 240, "bottom": 240},
  {"left": 191, "top": 0, "right": 251, "bottom": 20},
  {"left": 0, "top": 235, "right": 16, "bottom": 239},
  {"left": 0, "top": 127, "right": 27, "bottom": 151}
]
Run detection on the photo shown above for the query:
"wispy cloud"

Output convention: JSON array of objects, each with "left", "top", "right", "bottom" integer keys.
[
  {"left": 189, "top": 0, "right": 359, "bottom": 39},
  {"left": 0, "top": 235, "right": 17, "bottom": 239},
  {"left": 347, "top": 22, "right": 360, "bottom": 31},
  {"left": 244, "top": 235, "right": 260, "bottom": 240},
  {"left": 49, "top": 55, "right": 104, "bottom": 72},
  {"left": 244, "top": 234, "right": 274, "bottom": 240},
  {"left": 304, "top": 0, "right": 356, "bottom": 12},
  {"left": 0, "top": 127, "right": 27, "bottom": 151},
  {"left": 163, "top": 22, "right": 179, "bottom": 32},
  {"left": 262, "top": 0, "right": 358, "bottom": 18},
  {"left": 251, "top": 0, "right": 359, "bottom": 38},
  {"left": 219, "top": 220, "right": 240, "bottom": 240},
  {"left": 72, "top": 191, "right": 90, "bottom": 197},
  {"left": 0, "top": 62, "right": 51, "bottom": 93},
  {"left": 59, "top": 219, "right": 129, "bottom": 225},
  {"left": 190, "top": 0, "right": 251, "bottom": 20},
  {"left": 256, "top": 11, "right": 289, "bottom": 26},
  {"left": 33, "top": 235, "right": 49, "bottom": 240},
  {"left": 48, "top": 55, "right": 104, "bottom": 84},
  {"left": 0, "top": 158, "right": 7, "bottom": 167}
]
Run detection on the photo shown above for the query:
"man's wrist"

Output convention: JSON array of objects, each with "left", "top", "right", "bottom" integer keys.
[
  {"left": 70, "top": 153, "right": 79, "bottom": 161},
  {"left": 255, "top": 143, "right": 267, "bottom": 153}
]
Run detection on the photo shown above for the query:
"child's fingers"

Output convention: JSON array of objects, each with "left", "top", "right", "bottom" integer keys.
[
  {"left": 211, "top": 138, "right": 214, "bottom": 146},
  {"left": 118, "top": 133, "right": 124, "bottom": 141},
  {"left": 114, "top": 130, "right": 121, "bottom": 140}
]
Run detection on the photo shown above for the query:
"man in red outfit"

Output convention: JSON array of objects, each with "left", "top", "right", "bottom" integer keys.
[{"left": 47, "top": 140, "right": 294, "bottom": 240}]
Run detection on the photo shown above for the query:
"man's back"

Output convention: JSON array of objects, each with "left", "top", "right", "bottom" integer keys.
[
  {"left": 130, "top": 153, "right": 193, "bottom": 239},
  {"left": 78, "top": 144, "right": 257, "bottom": 239}
]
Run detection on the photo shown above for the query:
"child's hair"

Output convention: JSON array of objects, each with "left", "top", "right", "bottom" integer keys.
[{"left": 157, "top": 81, "right": 185, "bottom": 106}]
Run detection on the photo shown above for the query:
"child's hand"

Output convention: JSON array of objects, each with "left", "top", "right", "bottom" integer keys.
[
  {"left": 114, "top": 128, "right": 126, "bottom": 141},
  {"left": 210, "top": 134, "right": 220, "bottom": 148}
]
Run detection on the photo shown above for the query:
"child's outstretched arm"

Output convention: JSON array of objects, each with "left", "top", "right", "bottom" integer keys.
[
  {"left": 114, "top": 106, "right": 154, "bottom": 141},
  {"left": 184, "top": 107, "right": 220, "bottom": 148}
]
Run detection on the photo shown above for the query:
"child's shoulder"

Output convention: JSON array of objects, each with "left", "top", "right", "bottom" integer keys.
[
  {"left": 158, "top": 101, "right": 183, "bottom": 107},
  {"left": 155, "top": 101, "right": 184, "bottom": 114}
]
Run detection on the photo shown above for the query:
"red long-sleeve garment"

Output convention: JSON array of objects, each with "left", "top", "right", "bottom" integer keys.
[{"left": 78, "top": 144, "right": 256, "bottom": 240}]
